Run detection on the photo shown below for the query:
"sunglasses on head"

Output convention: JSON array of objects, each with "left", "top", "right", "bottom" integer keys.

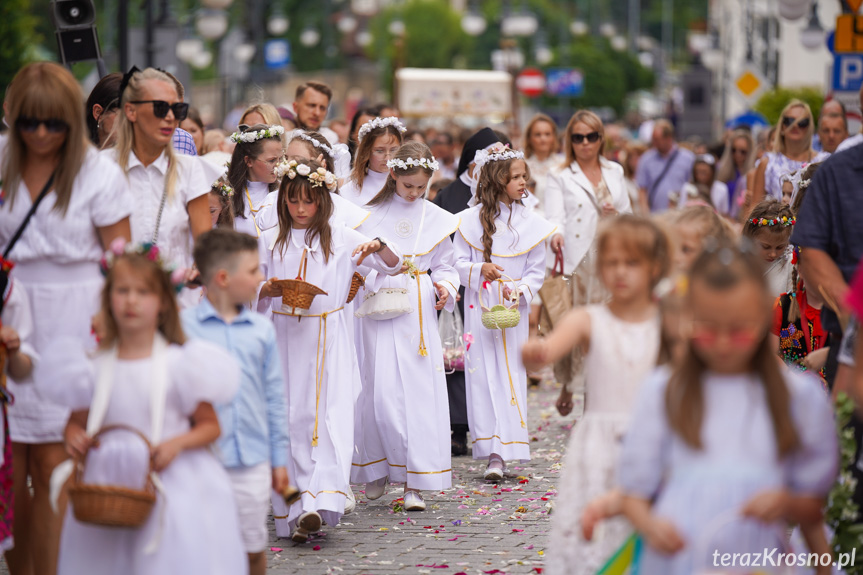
[
  {"left": 15, "top": 116, "right": 69, "bottom": 133},
  {"left": 781, "top": 116, "right": 810, "bottom": 130},
  {"left": 571, "top": 131, "right": 601, "bottom": 144},
  {"left": 129, "top": 100, "right": 189, "bottom": 121}
]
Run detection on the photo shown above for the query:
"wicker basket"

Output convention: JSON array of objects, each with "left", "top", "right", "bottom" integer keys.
[
  {"left": 346, "top": 272, "right": 365, "bottom": 304},
  {"left": 274, "top": 249, "right": 327, "bottom": 311},
  {"left": 69, "top": 425, "right": 156, "bottom": 528},
  {"left": 479, "top": 275, "right": 521, "bottom": 330}
]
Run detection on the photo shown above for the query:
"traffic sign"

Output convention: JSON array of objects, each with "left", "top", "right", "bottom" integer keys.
[
  {"left": 515, "top": 68, "right": 546, "bottom": 98},
  {"left": 835, "top": 14, "right": 863, "bottom": 53},
  {"left": 265, "top": 39, "right": 290, "bottom": 69},
  {"left": 734, "top": 67, "right": 767, "bottom": 102},
  {"left": 833, "top": 53, "right": 863, "bottom": 93},
  {"left": 546, "top": 68, "right": 584, "bottom": 97}
]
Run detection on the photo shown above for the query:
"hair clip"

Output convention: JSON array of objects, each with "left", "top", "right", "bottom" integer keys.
[{"left": 118, "top": 65, "right": 141, "bottom": 101}]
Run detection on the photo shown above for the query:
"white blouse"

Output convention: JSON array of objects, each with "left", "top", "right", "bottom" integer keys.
[
  {"left": 0, "top": 147, "right": 132, "bottom": 264},
  {"left": 105, "top": 149, "right": 221, "bottom": 269},
  {"left": 340, "top": 169, "right": 388, "bottom": 207}
]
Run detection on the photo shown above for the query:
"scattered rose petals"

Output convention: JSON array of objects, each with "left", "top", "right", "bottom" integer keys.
[{"left": 269, "top": 547, "right": 282, "bottom": 552}]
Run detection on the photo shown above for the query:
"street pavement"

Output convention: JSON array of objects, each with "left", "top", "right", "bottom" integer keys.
[{"left": 0, "top": 381, "right": 580, "bottom": 575}]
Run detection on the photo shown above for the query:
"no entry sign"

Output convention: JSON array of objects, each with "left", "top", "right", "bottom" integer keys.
[{"left": 516, "top": 68, "right": 546, "bottom": 98}]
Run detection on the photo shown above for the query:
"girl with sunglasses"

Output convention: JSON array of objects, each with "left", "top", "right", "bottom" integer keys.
[
  {"left": 522, "top": 216, "right": 670, "bottom": 575},
  {"left": 617, "top": 242, "right": 837, "bottom": 574},
  {"left": 751, "top": 100, "right": 828, "bottom": 211},
  {"left": 109, "top": 67, "right": 222, "bottom": 308},
  {"left": 544, "top": 110, "right": 633, "bottom": 402},
  {"left": 0, "top": 61, "right": 133, "bottom": 575}
]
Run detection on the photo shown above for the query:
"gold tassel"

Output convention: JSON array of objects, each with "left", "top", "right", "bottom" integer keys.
[
  {"left": 311, "top": 312, "right": 329, "bottom": 448},
  {"left": 415, "top": 273, "right": 428, "bottom": 356},
  {"left": 501, "top": 329, "right": 526, "bottom": 429}
]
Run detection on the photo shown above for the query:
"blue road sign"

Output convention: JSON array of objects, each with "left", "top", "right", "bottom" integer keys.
[
  {"left": 546, "top": 68, "right": 584, "bottom": 97},
  {"left": 833, "top": 53, "right": 863, "bottom": 93},
  {"left": 265, "top": 39, "right": 290, "bottom": 69}
]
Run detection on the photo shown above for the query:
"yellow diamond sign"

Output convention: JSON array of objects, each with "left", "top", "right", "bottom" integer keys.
[{"left": 735, "top": 67, "right": 767, "bottom": 101}]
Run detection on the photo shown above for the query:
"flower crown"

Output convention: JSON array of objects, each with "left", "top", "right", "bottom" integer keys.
[
  {"left": 100, "top": 239, "right": 186, "bottom": 293},
  {"left": 212, "top": 181, "right": 234, "bottom": 197},
  {"left": 357, "top": 117, "right": 407, "bottom": 141},
  {"left": 386, "top": 156, "right": 440, "bottom": 172},
  {"left": 473, "top": 144, "right": 525, "bottom": 169},
  {"left": 275, "top": 159, "right": 338, "bottom": 191},
  {"left": 230, "top": 124, "right": 285, "bottom": 144},
  {"left": 749, "top": 216, "right": 796, "bottom": 227},
  {"left": 293, "top": 131, "right": 334, "bottom": 158}
]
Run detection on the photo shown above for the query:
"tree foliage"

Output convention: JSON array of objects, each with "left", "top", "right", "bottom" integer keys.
[
  {"left": 0, "top": 0, "right": 41, "bottom": 103},
  {"left": 753, "top": 86, "right": 824, "bottom": 126}
]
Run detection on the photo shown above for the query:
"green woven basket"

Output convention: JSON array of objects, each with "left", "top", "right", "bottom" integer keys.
[{"left": 479, "top": 275, "right": 521, "bottom": 330}]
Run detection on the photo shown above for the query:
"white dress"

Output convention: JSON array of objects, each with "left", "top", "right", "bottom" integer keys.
[
  {"left": 453, "top": 201, "right": 554, "bottom": 462},
  {"left": 257, "top": 224, "right": 402, "bottom": 533},
  {"left": 766, "top": 247, "right": 794, "bottom": 298},
  {"left": 340, "top": 169, "right": 388, "bottom": 207},
  {"left": 255, "top": 190, "right": 370, "bottom": 233},
  {"left": 45, "top": 339, "right": 247, "bottom": 575},
  {"left": 0, "top": 147, "right": 132, "bottom": 443},
  {"left": 524, "top": 153, "right": 564, "bottom": 217},
  {"left": 619, "top": 367, "right": 838, "bottom": 574},
  {"left": 545, "top": 304, "right": 660, "bottom": 575},
  {"left": 234, "top": 180, "right": 274, "bottom": 238},
  {"left": 351, "top": 195, "right": 460, "bottom": 490}
]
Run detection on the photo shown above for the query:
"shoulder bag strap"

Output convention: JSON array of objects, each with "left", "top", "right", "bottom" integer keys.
[
  {"left": 646, "top": 150, "right": 679, "bottom": 210},
  {"left": 2, "top": 171, "right": 56, "bottom": 260}
]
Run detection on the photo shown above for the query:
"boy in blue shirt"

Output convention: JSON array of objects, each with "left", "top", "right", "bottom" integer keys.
[{"left": 182, "top": 229, "right": 290, "bottom": 574}]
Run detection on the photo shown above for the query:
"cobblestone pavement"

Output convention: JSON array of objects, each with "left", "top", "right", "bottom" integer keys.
[
  {"left": 1, "top": 381, "right": 580, "bottom": 575},
  {"left": 265, "top": 380, "right": 580, "bottom": 575}
]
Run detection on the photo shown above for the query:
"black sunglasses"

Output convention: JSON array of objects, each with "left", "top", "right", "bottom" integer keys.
[
  {"left": 781, "top": 116, "right": 810, "bottom": 130},
  {"left": 571, "top": 131, "right": 601, "bottom": 144},
  {"left": 15, "top": 116, "right": 69, "bottom": 133},
  {"left": 129, "top": 100, "right": 189, "bottom": 121}
]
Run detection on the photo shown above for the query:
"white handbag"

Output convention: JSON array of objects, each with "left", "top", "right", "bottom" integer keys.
[{"left": 355, "top": 198, "right": 426, "bottom": 321}]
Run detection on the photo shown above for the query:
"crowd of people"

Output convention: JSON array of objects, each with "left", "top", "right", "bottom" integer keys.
[{"left": 0, "top": 60, "right": 861, "bottom": 575}]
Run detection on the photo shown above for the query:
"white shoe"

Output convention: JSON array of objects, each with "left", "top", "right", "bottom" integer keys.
[
  {"left": 291, "top": 511, "right": 322, "bottom": 543},
  {"left": 404, "top": 491, "right": 426, "bottom": 511},
  {"left": 483, "top": 459, "right": 505, "bottom": 482},
  {"left": 344, "top": 486, "right": 356, "bottom": 515},
  {"left": 365, "top": 476, "right": 388, "bottom": 500}
]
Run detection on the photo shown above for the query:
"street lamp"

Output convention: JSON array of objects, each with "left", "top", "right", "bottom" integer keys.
[
  {"left": 501, "top": 1, "right": 538, "bottom": 37},
  {"left": 338, "top": 14, "right": 358, "bottom": 34},
  {"left": 600, "top": 23, "right": 616, "bottom": 38},
  {"left": 267, "top": 7, "right": 289, "bottom": 36},
  {"left": 534, "top": 28, "right": 553, "bottom": 65},
  {"left": 461, "top": 0, "right": 487, "bottom": 37},
  {"left": 356, "top": 28, "right": 372, "bottom": 47},
  {"left": 611, "top": 35, "right": 627, "bottom": 51},
  {"left": 300, "top": 24, "right": 321, "bottom": 47},
  {"left": 234, "top": 41, "right": 256, "bottom": 63},
  {"left": 799, "top": 1, "right": 824, "bottom": 50},
  {"left": 196, "top": 9, "right": 228, "bottom": 40},
  {"left": 778, "top": 0, "right": 812, "bottom": 21},
  {"left": 176, "top": 36, "right": 204, "bottom": 63},
  {"left": 191, "top": 49, "right": 213, "bottom": 69},
  {"left": 388, "top": 18, "right": 406, "bottom": 37},
  {"left": 570, "top": 20, "right": 588, "bottom": 36},
  {"left": 201, "top": 0, "right": 233, "bottom": 9}
]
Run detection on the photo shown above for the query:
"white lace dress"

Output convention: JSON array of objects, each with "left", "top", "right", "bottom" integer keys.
[{"left": 546, "top": 304, "right": 660, "bottom": 575}]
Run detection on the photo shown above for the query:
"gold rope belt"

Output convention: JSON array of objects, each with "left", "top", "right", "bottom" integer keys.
[
  {"left": 273, "top": 305, "right": 345, "bottom": 446},
  {"left": 492, "top": 278, "right": 525, "bottom": 429},
  {"left": 245, "top": 187, "right": 262, "bottom": 238},
  {"left": 404, "top": 269, "right": 429, "bottom": 357}
]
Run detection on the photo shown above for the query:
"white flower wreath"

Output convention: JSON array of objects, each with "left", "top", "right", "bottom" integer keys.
[
  {"left": 386, "top": 156, "right": 441, "bottom": 172},
  {"left": 212, "top": 181, "right": 234, "bottom": 197},
  {"left": 230, "top": 124, "right": 286, "bottom": 144},
  {"left": 293, "top": 131, "right": 335, "bottom": 158},
  {"left": 357, "top": 117, "right": 407, "bottom": 141},
  {"left": 275, "top": 159, "right": 338, "bottom": 191},
  {"left": 473, "top": 144, "right": 525, "bottom": 169}
]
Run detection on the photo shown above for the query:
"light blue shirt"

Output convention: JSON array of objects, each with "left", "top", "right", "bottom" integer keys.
[
  {"left": 182, "top": 298, "right": 289, "bottom": 468},
  {"left": 635, "top": 145, "right": 695, "bottom": 212}
]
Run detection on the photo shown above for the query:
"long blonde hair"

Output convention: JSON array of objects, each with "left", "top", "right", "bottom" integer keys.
[
  {"left": 240, "top": 103, "right": 281, "bottom": 127},
  {"left": 523, "top": 114, "right": 559, "bottom": 158},
  {"left": 115, "top": 68, "right": 180, "bottom": 200},
  {"left": 773, "top": 100, "right": 814, "bottom": 156},
  {"left": 717, "top": 130, "right": 754, "bottom": 183},
  {"left": 561, "top": 110, "right": 605, "bottom": 168},
  {"left": 2, "top": 62, "right": 90, "bottom": 215}
]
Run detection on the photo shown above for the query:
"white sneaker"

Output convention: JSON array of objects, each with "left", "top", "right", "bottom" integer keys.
[
  {"left": 291, "top": 511, "right": 322, "bottom": 543},
  {"left": 404, "top": 491, "right": 426, "bottom": 511},
  {"left": 344, "top": 486, "right": 356, "bottom": 514},
  {"left": 365, "top": 476, "right": 388, "bottom": 500},
  {"left": 483, "top": 459, "right": 505, "bottom": 482}
]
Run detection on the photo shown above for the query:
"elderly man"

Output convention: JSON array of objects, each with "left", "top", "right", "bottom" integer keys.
[
  {"left": 817, "top": 100, "right": 849, "bottom": 154},
  {"left": 292, "top": 81, "right": 339, "bottom": 145},
  {"left": 635, "top": 119, "right": 695, "bottom": 212}
]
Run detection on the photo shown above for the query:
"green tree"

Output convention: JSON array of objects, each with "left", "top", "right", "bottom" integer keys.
[
  {"left": 0, "top": 0, "right": 41, "bottom": 103},
  {"left": 753, "top": 86, "right": 824, "bottom": 126}
]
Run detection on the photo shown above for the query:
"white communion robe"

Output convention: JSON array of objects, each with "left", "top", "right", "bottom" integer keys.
[
  {"left": 340, "top": 169, "right": 388, "bottom": 207},
  {"left": 257, "top": 224, "right": 402, "bottom": 533},
  {"left": 351, "top": 194, "right": 460, "bottom": 490},
  {"left": 453, "top": 201, "right": 554, "bottom": 462},
  {"left": 234, "top": 180, "right": 274, "bottom": 238},
  {"left": 254, "top": 189, "right": 370, "bottom": 233}
]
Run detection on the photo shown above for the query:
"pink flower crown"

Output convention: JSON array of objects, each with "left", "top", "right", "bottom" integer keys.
[
  {"left": 749, "top": 216, "right": 795, "bottom": 227},
  {"left": 100, "top": 238, "right": 187, "bottom": 293}
]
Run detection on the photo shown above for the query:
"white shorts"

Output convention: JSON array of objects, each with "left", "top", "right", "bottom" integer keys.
[{"left": 226, "top": 463, "right": 271, "bottom": 553}]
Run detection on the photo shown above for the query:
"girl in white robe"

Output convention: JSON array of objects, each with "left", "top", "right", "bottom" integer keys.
[
  {"left": 452, "top": 146, "right": 554, "bottom": 479},
  {"left": 225, "top": 124, "right": 284, "bottom": 239},
  {"left": 351, "top": 142, "right": 460, "bottom": 511},
  {"left": 340, "top": 117, "right": 406, "bottom": 207},
  {"left": 48, "top": 244, "right": 246, "bottom": 575},
  {"left": 257, "top": 159, "right": 402, "bottom": 543}
]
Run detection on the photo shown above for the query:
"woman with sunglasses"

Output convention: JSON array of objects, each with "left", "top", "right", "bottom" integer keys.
[
  {"left": 751, "top": 100, "right": 828, "bottom": 211},
  {"left": 716, "top": 129, "right": 754, "bottom": 218},
  {"left": 109, "top": 66, "right": 221, "bottom": 307},
  {"left": 0, "top": 62, "right": 132, "bottom": 575},
  {"left": 84, "top": 72, "right": 123, "bottom": 148},
  {"left": 544, "top": 110, "right": 633, "bottom": 405}
]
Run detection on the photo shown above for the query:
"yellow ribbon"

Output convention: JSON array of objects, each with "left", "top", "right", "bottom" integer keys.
[
  {"left": 501, "top": 326, "right": 526, "bottom": 429},
  {"left": 245, "top": 186, "right": 262, "bottom": 238},
  {"left": 404, "top": 269, "right": 429, "bottom": 357},
  {"left": 273, "top": 306, "right": 344, "bottom": 446}
]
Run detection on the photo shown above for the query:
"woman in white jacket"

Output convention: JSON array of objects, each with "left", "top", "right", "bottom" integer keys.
[{"left": 544, "top": 110, "right": 632, "bottom": 411}]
